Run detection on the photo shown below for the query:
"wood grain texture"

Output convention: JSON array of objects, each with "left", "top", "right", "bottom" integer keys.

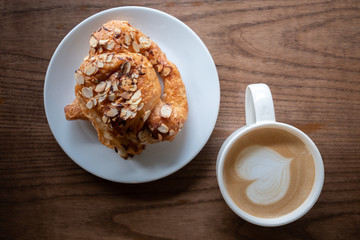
[{"left": 1, "top": 0, "right": 359, "bottom": 239}]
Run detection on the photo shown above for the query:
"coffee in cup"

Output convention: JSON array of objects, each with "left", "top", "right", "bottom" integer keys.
[
  {"left": 217, "top": 84, "right": 324, "bottom": 226},
  {"left": 223, "top": 127, "right": 316, "bottom": 218}
]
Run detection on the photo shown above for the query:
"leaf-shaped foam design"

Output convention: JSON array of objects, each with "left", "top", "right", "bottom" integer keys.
[{"left": 236, "top": 145, "right": 293, "bottom": 205}]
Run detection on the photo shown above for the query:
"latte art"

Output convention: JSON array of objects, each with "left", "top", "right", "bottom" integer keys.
[
  {"left": 236, "top": 146, "right": 294, "bottom": 205},
  {"left": 223, "top": 128, "right": 315, "bottom": 218}
]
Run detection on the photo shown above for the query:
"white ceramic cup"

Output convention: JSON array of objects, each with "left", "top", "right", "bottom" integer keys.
[{"left": 216, "top": 83, "right": 324, "bottom": 227}]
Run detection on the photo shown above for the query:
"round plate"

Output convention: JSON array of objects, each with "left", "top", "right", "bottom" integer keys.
[{"left": 44, "top": 6, "right": 220, "bottom": 183}]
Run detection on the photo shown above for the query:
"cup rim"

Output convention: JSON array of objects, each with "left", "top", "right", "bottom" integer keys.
[{"left": 216, "top": 122, "right": 324, "bottom": 227}]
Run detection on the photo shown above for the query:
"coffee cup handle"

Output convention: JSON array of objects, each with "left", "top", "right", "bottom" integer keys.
[{"left": 245, "top": 83, "right": 276, "bottom": 125}]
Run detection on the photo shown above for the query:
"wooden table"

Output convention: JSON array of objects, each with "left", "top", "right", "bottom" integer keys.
[{"left": 1, "top": 1, "right": 359, "bottom": 239}]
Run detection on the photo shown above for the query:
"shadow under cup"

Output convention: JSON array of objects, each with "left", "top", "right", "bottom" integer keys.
[{"left": 216, "top": 122, "right": 324, "bottom": 227}]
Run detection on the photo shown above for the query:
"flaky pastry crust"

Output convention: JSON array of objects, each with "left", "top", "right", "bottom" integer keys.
[{"left": 64, "top": 20, "right": 188, "bottom": 158}]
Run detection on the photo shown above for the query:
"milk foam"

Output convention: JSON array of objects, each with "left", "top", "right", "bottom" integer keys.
[{"left": 236, "top": 145, "right": 293, "bottom": 205}]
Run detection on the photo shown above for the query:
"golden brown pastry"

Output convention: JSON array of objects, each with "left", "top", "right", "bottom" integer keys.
[
  {"left": 64, "top": 98, "right": 87, "bottom": 120},
  {"left": 64, "top": 20, "right": 188, "bottom": 158}
]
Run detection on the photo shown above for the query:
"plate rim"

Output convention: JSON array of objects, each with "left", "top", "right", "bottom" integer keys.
[{"left": 44, "top": 6, "right": 220, "bottom": 183}]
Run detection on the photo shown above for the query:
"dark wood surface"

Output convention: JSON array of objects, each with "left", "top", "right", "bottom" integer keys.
[{"left": 1, "top": 0, "right": 359, "bottom": 239}]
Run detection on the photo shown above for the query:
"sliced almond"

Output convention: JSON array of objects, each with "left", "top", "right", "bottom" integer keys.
[
  {"left": 89, "top": 35, "right": 98, "bottom": 48},
  {"left": 98, "top": 92, "right": 107, "bottom": 103},
  {"left": 142, "top": 110, "right": 151, "bottom": 122},
  {"left": 86, "top": 99, "right": 93, "bottom": 109},
  {"left": 137, "top": 102, "right": 144, "bottom": 110},
  {"left": 138, "top": 129, "right": 151, "bottom": 142},
  {"left": 130, "top": 90, "right": 141, "bottom": 102},
  {"left": 95, "top": 81, "right": 106, "bottom": 92},
  {"left": 120, "top": 108, "right": 127, "bottom": 119},
  {"left": 150, "top": 59, "right": 157, "bottom": 65},
  {"left": 139, "top": 36, "right": 151, "bottom": 49},
  {"left": 108, "top": 94, "right": 116, "bottom": 102},
  {"left": 129, "top": 104, "right": 137, "bottom": 111},
  {"left": 120, "top": 80, "right": 132, "bottom": 91},
  {"left": 105, "top": 41, "right": 115, "bottom": 50},
  {"left": 130, "top": 97, "right": 142, "bottom": 106},
  {"left": 91, "top": 98, "right": 97, "bottom": 106},
  {"left": 131, "top": 73, "right": 139, "bottom": 79},
  {"left": 111, "top": 102, "right": 119, "bottom": 106},
  {"left": 84, "top": 64, "right": 97, "bottom": 76},
  {"left": 157, "top": 123, "right": 169, "bottom": 133},
  {"left": 157, "top": 134, "right": 163, "bottom": 141},
  {"left": 105, "top": 107, "right": 119, "bottom": 118},
  {"left": 155, "top": 63, "right": 163, "bottom": 72},
  {"left": 75, "top": 71, "right": 84, "bottom": 85},
  {"left": 102, "top": 115, "right": 110, "bottom": 124},
  {"left": 105, "top": 80, "right": 111, "bottom": 92},
  {"left": 130, "top": 31, "right": 135, "bottom": 39},
  {"left": 120, "top": 108, "right": 132, "bottom": 120},
  {"left": 99, "top": 39, "right": 109, "bottom": 45},
  {"left": 83, "top": 55, "right": 89, "bottom": 61},
  {"left": 113, "top": 27, "right": 121, "bottom": 36},
  {"left": 98, "top": 46, "right": 103, "bottom": 53},
  {"left": 97, "top": 61, "right": 104, "bottom": 68},
  {"left": 106, "top": 54, "right": 113, "bottom": 63},
  {"left": 132, "top": 41, "right": 140, "bottom": 52},
  {"left": 124, "top": 33, "right": 132, "bottom": 45},
  {"left": 128, "top": 84, "right": 137, "bottom": 92},
  {"left": 122, "top": 61, "right": 131, "bottom": 75},
  {"left": 120, "top": 77, "right": 133, "bottom": 91},
  {"left": 160, "top": 104, "right": 172, "bottom": 118},
  {"left": 120, "top": 91, "right": 133, "bottom": 100},
  {"left": 169, "top": 129, "right": 175, "bottom": 136},
  {"left": 111, "top": 80, "right": 119, "bottom": 92},
  {"left": 81, "top": 87, "right": 93, "bottom": 98},
  {"left": 130, "top": 111, "right": 137, "bottom": 118},
  {"left": 162, "top": 66, "right": 172, "bottom": 76},
  {"left": 98, "top": 53, "right": 106, "bottom": 61}
]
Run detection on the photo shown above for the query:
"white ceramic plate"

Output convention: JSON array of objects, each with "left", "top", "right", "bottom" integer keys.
[{"left": 44, "top": 6, "right": 220, "bottom": 183}]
